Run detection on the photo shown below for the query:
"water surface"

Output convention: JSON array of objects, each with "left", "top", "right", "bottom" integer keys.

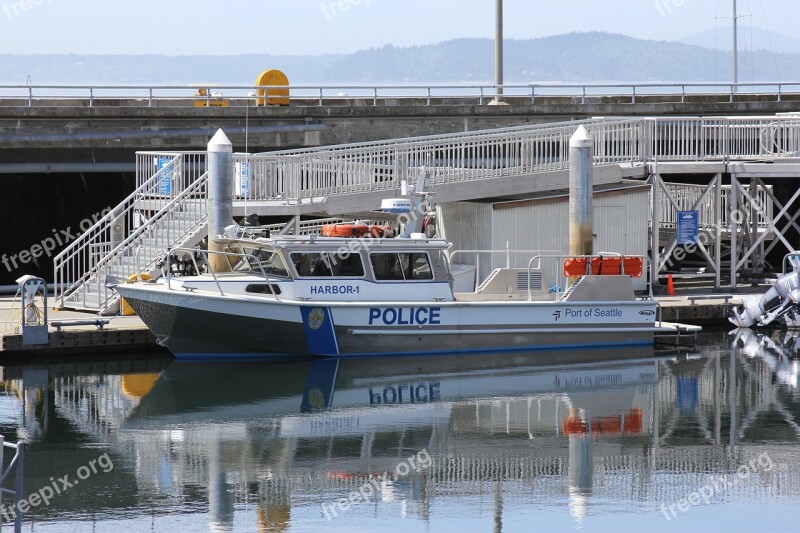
[{"left": 1, "top": 329, "right": 798, "bottom": 532}]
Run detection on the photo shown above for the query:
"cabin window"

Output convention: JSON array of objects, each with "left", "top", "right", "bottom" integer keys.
[
  {"left": 291, "top": 252, "right": 365, "bottom": 278},
  {"left": 245, "top": 284, "right": 283, "bottom": 295},
  {"left": 370, "top": 253, "right": 433, "bottom": 281},
  {"left": 232, "top": 247, "right": 289, "bottom": 278}
]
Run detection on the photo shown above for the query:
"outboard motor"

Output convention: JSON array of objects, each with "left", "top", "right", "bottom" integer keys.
[{"left": 730, "top": 271, "right": 800, "bottom": 327}]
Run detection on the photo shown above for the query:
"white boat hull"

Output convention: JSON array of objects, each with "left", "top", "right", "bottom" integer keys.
[{"left": 118, "top": 285, "right": 659, "bottom": 359}]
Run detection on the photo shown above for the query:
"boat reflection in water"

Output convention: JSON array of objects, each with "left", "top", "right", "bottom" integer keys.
[{"left": 2, "top": 337, "right": 800, "bottom": 532}]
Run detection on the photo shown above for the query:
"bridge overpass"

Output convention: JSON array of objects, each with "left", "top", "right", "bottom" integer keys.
[{"left": 2, "top": 82, "right": 800, "bottom": 166}]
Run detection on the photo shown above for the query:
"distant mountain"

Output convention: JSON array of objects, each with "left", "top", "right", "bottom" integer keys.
[
  {"left": 682, "top": 26, "right": 800, "bottom": 54},
  {"left": 0, "top": 32, "right": 796, "bottom": 85},
  {"left": 0, "top": 53, "right": 344, "bottom": 85}
]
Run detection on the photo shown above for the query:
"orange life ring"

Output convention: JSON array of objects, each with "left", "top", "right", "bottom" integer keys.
[{"left": 321, "top": 224, "right": 392, "bottom": 238}]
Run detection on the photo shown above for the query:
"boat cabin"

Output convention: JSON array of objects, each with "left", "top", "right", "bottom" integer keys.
[{"left": 207, "top": 235, "right": 457, "bottom": 302}]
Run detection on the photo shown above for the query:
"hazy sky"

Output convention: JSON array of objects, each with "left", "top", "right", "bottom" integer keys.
[{"left": 0, "top": 0, "right": 798, "bottom": 55}]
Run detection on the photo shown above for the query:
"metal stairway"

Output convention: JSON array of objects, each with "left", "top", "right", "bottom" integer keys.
[{"left": 55, "top": 153, "right": 208, "bottom": 312}]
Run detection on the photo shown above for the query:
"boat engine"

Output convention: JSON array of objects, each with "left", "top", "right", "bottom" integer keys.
[{"left": 729, "top": 271, "right": 800, "bottom": 327}]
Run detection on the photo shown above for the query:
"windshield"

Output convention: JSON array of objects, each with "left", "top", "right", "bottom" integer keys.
[{"left": 231, "top": 247, "right": 290, "bottom": 278}]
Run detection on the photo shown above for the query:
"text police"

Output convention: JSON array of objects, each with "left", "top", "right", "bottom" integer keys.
[{"left": 369, "top": 307, "right": 442, "bottom": 326}]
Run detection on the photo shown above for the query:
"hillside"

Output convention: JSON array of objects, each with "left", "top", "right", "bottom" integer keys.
[{"left": 0, "top": 32, "right": 794, "bottom": 84}]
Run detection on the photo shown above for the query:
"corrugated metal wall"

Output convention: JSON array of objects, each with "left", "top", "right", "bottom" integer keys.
[
  {"left": 437, "top": 202, "right": 494, "bottom": 280},
  {"left": 440, "top": 187, "right": 649, "bottom": 291}
]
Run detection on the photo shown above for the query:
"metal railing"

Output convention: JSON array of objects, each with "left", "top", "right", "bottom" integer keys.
[
  {"left": 54, "top": 152, "right": 207, "bottom": 309},
  {"left": 166, "top": 248, "right": 285, "bottom": 301},
  {"left": 89, "top": 173, "right": 209, "bottom": 310},
  {"left": 234, "top": 117, "right": 643, "bottom": 202},
  {"left": 657, "top": 182, "right": 774, "bottom": 230},
  {"left": 259, "top": 218, "right": 392, "bottom": 236},
  {"left": 648, "top": 117, "right": 800, "bottom": 161},
  {"left": 527, "top": 254, "right": 654, "bottom": 302},
  {"left": 54, "top": 153, "right": 178, "bottom": 307},
  {"left": 3, "top": 82, "right": 800, "bottom": 108},
  {"left": 227, "top": 116, "right": 800, "bottom": 204},
  {"left": 0, "top": 435, "right": 24, "bottom": 533},
  {"left": 448, "top": 249, "right": 565, "bottom": 293}
]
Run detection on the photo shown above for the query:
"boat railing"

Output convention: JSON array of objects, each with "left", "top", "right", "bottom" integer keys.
[
  {"left": 448, "top": 249, "right": 565, "bottom": 293},
  {"left": 166, "top": 247, "right": 285, "bottom": 301},
  {"left": 781, "top": 251, "right": 800, "bottom": 275},
  {"left": 527, "top": 253, "right": 654, "bottom": 302}
]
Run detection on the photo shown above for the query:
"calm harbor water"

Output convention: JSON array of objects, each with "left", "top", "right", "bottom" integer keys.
[{"left": 1, "top": 330, "right": 798, "bottom": 532}]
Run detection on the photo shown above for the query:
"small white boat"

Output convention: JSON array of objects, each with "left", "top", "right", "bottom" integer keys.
[{"left": 115, "top": 222, "right": 698, "bottom": 360}]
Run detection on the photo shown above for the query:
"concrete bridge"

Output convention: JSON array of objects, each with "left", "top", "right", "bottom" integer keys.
[{"left": 2, "top": 82, "right": 800, "bottom": 171}]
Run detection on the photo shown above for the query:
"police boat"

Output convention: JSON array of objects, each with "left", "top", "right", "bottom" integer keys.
[{"left": 115, "top": 174, "right": 698, "bottom": 360}]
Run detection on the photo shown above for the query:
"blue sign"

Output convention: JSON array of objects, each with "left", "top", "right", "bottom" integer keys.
[
  {"left": 237, "top": 161, "right": 250, "bottom": 197},
  {"left": 677, "top": 210, "right": 699, "bottom": 245},
  {"left": 157, "top": 156, "right": 172, "bottom": 196}
]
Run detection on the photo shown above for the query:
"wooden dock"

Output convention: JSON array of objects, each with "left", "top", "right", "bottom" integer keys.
[{"left": 0, "top": 296, "right": 163, "bottom": 357}]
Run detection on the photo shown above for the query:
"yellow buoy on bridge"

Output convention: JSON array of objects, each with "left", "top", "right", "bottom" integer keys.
[{"left": 255, "top": 69, "right": 290, "bottom": 106}]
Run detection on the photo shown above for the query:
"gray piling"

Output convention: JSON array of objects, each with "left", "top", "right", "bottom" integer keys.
[
  {"left": 569, "top": 125, "right": 594, "bottom": 258},
  {"left": 207, "top": 129, "right": 234, "bottom": 273}
]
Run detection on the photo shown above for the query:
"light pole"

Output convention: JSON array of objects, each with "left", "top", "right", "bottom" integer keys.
[
  {"left": 495, "top": 0, "right": 503, "bottom": 96},
  {"left": 732, "top": 0, "right": 739, "bottom": 92}
]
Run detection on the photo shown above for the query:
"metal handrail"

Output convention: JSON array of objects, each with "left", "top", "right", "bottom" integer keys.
[
  {"left": 781, "top": 251, "right": 800, "bottom": 275},
  {"left": 448, "top": 249, "right": 565, "bottom": 293},
  {"left": 93, "top": 173, "right": 209, "bottom": 309},
  {"left": 53, "top": 153, "right": 182, "bottom": 306},
  {"left": 56, "top": 152, "right": 207, "bottom": 309},
  {"left": 4, "top": 81, "right": 800, "bottom": 108},
  {"left": 527, "top": 254, "right": 654, "bottom": 302},
  {"left": 166, "top": 248, "right": 286, "bottom": 301},
  {"left": 238, "top": 117, "right": 644, "bottom": 202},
  {"left": 0, "top": 435, "right": 24, "bottom": 532}
]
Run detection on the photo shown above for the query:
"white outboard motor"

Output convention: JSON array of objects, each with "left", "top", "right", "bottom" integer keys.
[{"left": 729, "top": 271, "right": 800, "bottom": 327}]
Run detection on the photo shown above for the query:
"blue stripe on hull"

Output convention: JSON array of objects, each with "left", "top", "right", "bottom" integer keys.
[{"left": 300, "top": 306, "right": 340, "bottom": 356}]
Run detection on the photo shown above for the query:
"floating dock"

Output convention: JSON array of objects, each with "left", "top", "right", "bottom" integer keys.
[{"left": 0, "top": 296, "right": 162, "bottom": 358}]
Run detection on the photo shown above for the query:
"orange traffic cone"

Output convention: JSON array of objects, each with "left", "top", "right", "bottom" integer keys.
[{"left": 666, "top": 274, "right": 676, "bottom": 296}]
